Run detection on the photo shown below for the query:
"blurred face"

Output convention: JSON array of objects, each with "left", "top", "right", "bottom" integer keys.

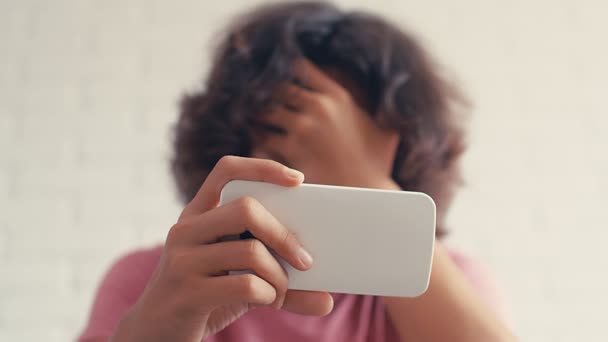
[{"left": 250, "top": 60, "right": 399, "bottom": 187}]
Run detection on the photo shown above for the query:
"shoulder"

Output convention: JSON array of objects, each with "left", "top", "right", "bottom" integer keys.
[
  {"left": 104, "top": 245, "right": 163, "bottom": 284},
  {"left": 78, "top": 245, "right": 163, "bottom": 341},
  {"left": 99, "top": 244, "right": 164, "bottom": 306},
  {"left": 99, "top": 245, "right": 163, "bottom": 299},
  {"left": 445, "top": 246, "right": 512, "bottom": 325}
]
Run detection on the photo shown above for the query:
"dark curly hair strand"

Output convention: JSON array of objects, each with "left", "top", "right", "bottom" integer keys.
[{"left": 172, "top": 1, "right": 469, "bottom": 237}]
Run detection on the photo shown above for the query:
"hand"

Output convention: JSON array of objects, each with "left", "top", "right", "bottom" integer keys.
[
  {"left": 254, "top": 59, "right": 399, "bottom": 188},
  {"left": 111, "top": 156, "right": 333, "bottom": 342}
]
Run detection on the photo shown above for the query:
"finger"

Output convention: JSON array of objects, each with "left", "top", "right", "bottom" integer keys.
[
  {"left": 275, "top": 83, "right": 318, "bottom": 112},
  {"left": 280, "top": 77, "right": 340, "bottom": 123},
  {"left": 202, "top": 273, "right": 277, "bottom": 307},
  {"left": 195, "top": 239, "right": 289, "bottom": 309},
  {"left": 257, "top": 132, "right": 296, "bottom": 164},
  {"left": 250, "top": 117, "right": 286, "bottom": 136},
  {"left": 282, "top": 290, "right": 334, "bottom": 316},
  {"left": 246, "top": 134, "right": 292, "bottom": 169},
  {"left": 178, "top": 196, "right": 314, "bottom": 271},
  {"left": 262, "top": 105, "right": 315, "bottom": 137},
  {"left": 293, "top": 59, "right": 345, "bottom": 96},
  {"left": 253, "top": 134, "right": 293, "bottom": 169},
  {"left": 181, "top": 156, "right": 304, "bottom": 218},
  {"left": 260, "top": 106, "right": 296, "bottom": 133}
]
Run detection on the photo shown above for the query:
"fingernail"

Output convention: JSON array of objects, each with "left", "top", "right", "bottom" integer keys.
[
  {"left": 297, "top": 246, "right": 313, "bottom": 268},
  {"left": 285, "top": 167, "right": 304, "bottom": 180}
]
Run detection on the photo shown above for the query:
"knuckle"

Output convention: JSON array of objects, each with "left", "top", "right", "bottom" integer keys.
[
  {"left": 294, "top": 116, "right": 314, "bottom": 136},
  {"left": 165, "top": 250, "right": 186, "bottom": 270},
  {"left": 281, "top": 230, "right": 294, "bottom": 249},
  {"left": 161, "top": 251, "right": 189, "bottom": 284},
  {"left": 315, "top": 95, "right": 335, "bottom": 118},
  {"left": 167, "top": 222, "right": 187, "bottom": 244},
  {"left": 236, "top": 196, "right": 260, "bottom": 223},
  {"left": 216, "top": 155, "right": 238, "bottom": 171},
  {"left": 334, "top": 87, "right": 352, "bottom": 104},
  {"left": 246, "top": 239, "right": 264, "bottom": 260},
  {"left": 240, "top": 274, "right": 259, "bottom": 297},
  {"left": 263, "top": 158, "right": 284, "bottom": 170}
]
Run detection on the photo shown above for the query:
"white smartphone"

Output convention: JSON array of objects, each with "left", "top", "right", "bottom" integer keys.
[{"left": 219, "top": 180, "right": 436, "bottom": 297}]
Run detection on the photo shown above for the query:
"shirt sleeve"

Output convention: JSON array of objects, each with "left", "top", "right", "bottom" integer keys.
[
  {"left": 447, "top": 248, "right": 512, "bottom": 327},
  {"left": 77, "top": 247, "right": 162, "bottom": 341}
]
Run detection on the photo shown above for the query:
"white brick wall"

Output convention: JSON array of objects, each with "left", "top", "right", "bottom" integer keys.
[{"left": 1, "top": 0, "right": 606, "bottom": 341}]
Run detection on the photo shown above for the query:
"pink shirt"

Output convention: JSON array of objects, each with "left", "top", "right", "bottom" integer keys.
[{"left": 78, "top": 245, "right": 508, "bottom": 341}]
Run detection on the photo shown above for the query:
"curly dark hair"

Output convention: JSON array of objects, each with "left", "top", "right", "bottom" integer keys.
[{"left": 172, "top": 1, "right": 468, "bottom": 236}]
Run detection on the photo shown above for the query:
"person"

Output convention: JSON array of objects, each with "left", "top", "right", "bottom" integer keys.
[{"left": 78, "top": 1, "right": 516, "bottom": 341}]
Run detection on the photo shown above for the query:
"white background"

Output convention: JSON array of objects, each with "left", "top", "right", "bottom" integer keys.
[{"left": 1, "top": 0, "right": 607, "bottom": 341}]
